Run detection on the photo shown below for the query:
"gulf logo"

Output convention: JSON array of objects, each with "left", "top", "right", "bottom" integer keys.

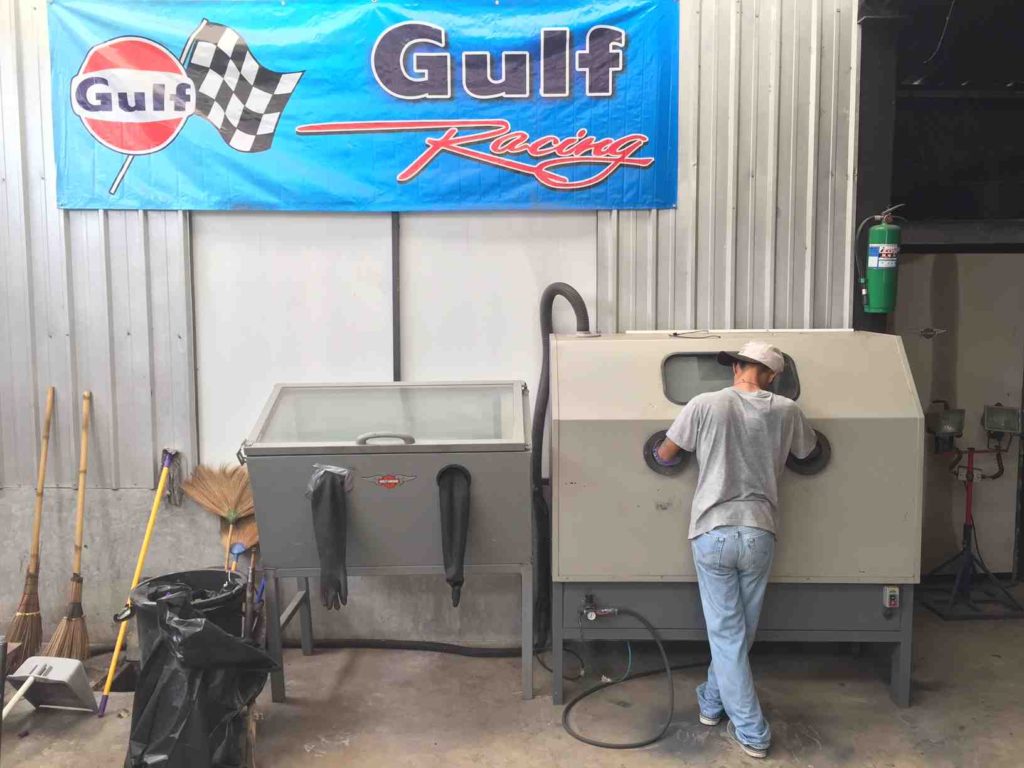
[{"left": 70, "top": 37, "right": 195, "bottom": 155}]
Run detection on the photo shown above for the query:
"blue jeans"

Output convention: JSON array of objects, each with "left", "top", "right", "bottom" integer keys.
[{"left": 691, "top": 525, "right": 775, "bottom": 750}]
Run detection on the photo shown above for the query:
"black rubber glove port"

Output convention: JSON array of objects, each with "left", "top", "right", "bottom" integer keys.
[
  {"left": 309, "top": 469, "right": 349, "bottom": 609},
  {"left": 643, "top": 430, "right": 691, "bottom": 477},
  {"left": 786, "top": 429, "right": 832, "bottom": 475},
  {"left": 438, "top": 465, "right": 472, "bottom": 607}
]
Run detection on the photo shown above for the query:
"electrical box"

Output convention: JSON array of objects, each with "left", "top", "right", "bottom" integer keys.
[{"left": 884, "top": 586, "right": 900, "bottom": 609}]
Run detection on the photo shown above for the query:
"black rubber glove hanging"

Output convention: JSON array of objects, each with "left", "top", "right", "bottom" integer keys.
[
  {"left": 437, "top": 465, "right": 472, "bottom": 607},
  {"left": 308, "top": 468, "right": 349, "bottom": 609}
]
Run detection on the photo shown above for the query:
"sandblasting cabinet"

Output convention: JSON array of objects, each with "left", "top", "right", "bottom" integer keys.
[
  {"left": 243, "top": 381, "right": 534, "bottom": 701},
  {"left": 548, "top": 331, "right": 923, "bottom": 706}
]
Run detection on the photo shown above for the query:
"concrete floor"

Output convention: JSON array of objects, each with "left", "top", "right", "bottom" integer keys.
[{"left": 3, "top": 603, "right": 1024, "bottom": 767}]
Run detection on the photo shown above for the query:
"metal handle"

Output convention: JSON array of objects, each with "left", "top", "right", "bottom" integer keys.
[
  {"left": 113, "top": 603, "right": 134, "bottom": 623},
  {"left": 2, "top": 667, "right": 48, "bottom": 721},
  {"left": 355, "top": 431, "right": 415, "bottom": 445}
]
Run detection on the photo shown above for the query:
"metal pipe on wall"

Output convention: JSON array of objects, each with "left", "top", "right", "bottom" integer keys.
[{"left": 391, "top": 212, "right": 402, "bottom": 382}]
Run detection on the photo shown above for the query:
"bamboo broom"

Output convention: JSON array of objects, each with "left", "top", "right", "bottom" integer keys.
[
  {"left": 44, "top": 391, "right": 92, "bottom": 661},
  {"left": 5, "top": 387, "right": 55, "bottom": 671}
]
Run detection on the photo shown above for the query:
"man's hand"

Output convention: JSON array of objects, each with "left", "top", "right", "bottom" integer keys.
[
  {"left": 655, "top": 436, "right": 684, "bottom": 466},
  {"left": 644, "top": 430, "right": 690, "bottom": 476}
]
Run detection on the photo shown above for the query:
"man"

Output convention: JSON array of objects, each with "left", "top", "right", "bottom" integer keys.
[{"left": 654, "top": 341, "right": 819, "bottom": 759}]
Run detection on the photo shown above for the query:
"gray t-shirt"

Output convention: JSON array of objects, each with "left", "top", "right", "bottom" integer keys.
[{"left": 666, "top": 387, "right": 817, "bottom": 539}]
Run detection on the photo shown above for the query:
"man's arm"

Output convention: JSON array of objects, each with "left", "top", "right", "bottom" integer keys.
[
  {"left": 789, "top": 407, "right": 819, "bottom": 460},
  {"left": 655, "top": 399, "right": 700, "bottom": 464},
  {"left": 785, "top": 406, "right": 831, "bottom": 475}
]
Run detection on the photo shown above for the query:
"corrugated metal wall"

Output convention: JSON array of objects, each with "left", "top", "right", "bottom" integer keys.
[
  {"left": 0, "top": 0, "right": 196, "bottom": 489},
  {"left": 1, "top": 0, "right": 859, "bottom": 488},
  {"left": 598, "top": 0, "right": 859, "bottom": 332}
]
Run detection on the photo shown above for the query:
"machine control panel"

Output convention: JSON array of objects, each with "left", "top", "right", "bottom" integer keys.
[{"left": 883, "top": 586, "right": 900, "bottom": 609}]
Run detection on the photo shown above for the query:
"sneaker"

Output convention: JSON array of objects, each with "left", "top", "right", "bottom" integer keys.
[
  {"left": 727, "top": 720, "right": 768, "bottom": 759},
  {"left": 699, "top": 712, "right": 722, "bottom": 726}
]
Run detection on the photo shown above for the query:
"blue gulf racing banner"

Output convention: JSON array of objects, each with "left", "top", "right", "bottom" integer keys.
[{"left": 49, "top": 0, "right": 679, "bottom": 211}]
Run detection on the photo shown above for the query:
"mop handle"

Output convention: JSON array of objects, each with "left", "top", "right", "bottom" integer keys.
[
  {"left": 97, "top": 452, "right": 175, "bottom": 718},
  {"left": 2, "top": 665, "right": 50, "bottom": 721}
]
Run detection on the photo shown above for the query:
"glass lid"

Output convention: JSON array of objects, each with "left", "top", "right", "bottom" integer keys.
[{"left": 250, "top": 381, "right": 524, "bottom": 449}]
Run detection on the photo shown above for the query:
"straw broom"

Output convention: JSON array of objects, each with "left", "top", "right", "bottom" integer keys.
[
  {"left": 44, "top": 391, "right": 92, "bottom": 661},
  {"left": 6, "top": 387, "right": 55, "bottom": 670},
  {"left": 182, "top": 465, "right": 257, "bottom": 569}
]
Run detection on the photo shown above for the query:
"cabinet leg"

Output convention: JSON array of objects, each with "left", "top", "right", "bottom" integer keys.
[
  {"left": 266, "top": 573, "right": 285, "bottom": 703},
  {"left": 552, "top": 583, "right": 564, "bottom": 705},
  {"left": 521, "top": 566, "right": 534, "bottom": 700},
  {"left": 890, "top": 585, "right": 913, "bottom": 708},
  {"left": 299, "top": 577, "right": 314, "bottom": 656},
  {"left": 890, "top": 639, "right": 912, "bottom": 707}
]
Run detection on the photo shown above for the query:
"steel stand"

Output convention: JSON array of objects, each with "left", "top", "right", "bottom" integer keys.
[{"left": 922, "top": 448, "right": 1024, "bottom": 619}]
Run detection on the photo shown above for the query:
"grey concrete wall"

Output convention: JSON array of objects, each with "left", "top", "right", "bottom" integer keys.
[
  {"left": 0, "top": 488, "right": 521, "bottom": 647},
  {"left": 893, "top": 253, "right": 1023, "bottom": 573},
  {"left": 894, "top": 253, "right": 960, "bottom": 570}
]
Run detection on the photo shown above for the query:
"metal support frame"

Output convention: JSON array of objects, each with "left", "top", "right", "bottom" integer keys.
[
  {"left": 265, "top": 564, "right": 534, "bottom": 703},
  {"left": 921, "top": 447, "right": 1024, "bottom": 619},
  {"left": 266, "top": 575, "right": 314, "bottom": 703},
  {"left": 552, "top": 583, "right": 915, "bottom": 708}
]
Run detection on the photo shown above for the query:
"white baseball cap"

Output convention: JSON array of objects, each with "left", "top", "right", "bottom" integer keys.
[{"left": 717, "top": 341, "right": 785, "bottom": 375}]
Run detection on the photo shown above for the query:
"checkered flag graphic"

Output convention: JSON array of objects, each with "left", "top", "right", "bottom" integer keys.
[{"left": 186, "top": 22, "right": 302, "bottom": 153}]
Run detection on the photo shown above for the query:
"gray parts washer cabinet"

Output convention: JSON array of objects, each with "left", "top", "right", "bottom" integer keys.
[
  {"left": 243, "top": 381, "right": 534, "bottom": 701},
  {"left": 548, "top": 331, "right": 923, "bottom": 707}
]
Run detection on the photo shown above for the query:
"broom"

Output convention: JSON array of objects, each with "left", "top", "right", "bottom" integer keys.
[
  {"left": 44, "top": 391, "right": 92, "bottom": 661},
  {"left": 182, "top": 465, "right": 257, "bottom": 569},
  {"left": 6, "top": 387, "right": 55, "bottom": 670}
]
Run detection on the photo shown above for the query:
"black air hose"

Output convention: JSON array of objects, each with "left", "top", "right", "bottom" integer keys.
[{"left": 533, "top": 283, "right": 591, "bottom": 647}]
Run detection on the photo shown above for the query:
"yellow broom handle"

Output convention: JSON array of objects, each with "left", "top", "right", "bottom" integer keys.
[
  {"left": 72, "top": 392, "right": 92, "bottom": 575},
  {"left": 29, "top": 387, "right": 55, "bottom": 576},
  {"left": 99, "top": 461, "right": 172, "bottom": 710}
]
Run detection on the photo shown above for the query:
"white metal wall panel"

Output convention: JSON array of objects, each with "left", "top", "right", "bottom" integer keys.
[
  {"left": 191, "top": 212, "right": 394, "bottom": 464},
  {"left": 0, "top": 0, "right": 196, "bottom": 488},
  {"left": 600, "top": 0, "right": 860, "bottom": 332},
  {"left": 400, "top": 212, "right": 597, "bottom": 389}
]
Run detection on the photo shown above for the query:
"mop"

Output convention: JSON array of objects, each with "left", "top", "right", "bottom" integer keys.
[
  {"left": 44, "top": 391, "right": 92, "bottom": 661},
  {"left": 97, "top": 450, "right": 179, "bottom": 717},
  {"left": 5, "top": 387, "right": 55, "bottom": 670}
]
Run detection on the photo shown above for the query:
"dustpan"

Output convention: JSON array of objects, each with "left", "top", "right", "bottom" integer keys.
[{"left": 3, "top": 656, "right": 97, "bottom": 716}]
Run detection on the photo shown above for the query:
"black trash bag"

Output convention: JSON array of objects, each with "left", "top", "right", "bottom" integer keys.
[{"left": 124, "top": 585, "right": 277, "bottom": 768}]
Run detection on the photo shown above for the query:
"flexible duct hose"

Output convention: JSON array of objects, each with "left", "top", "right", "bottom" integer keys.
[{"left": 533, "top": 283, "right": 591, "bottom": 647}]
